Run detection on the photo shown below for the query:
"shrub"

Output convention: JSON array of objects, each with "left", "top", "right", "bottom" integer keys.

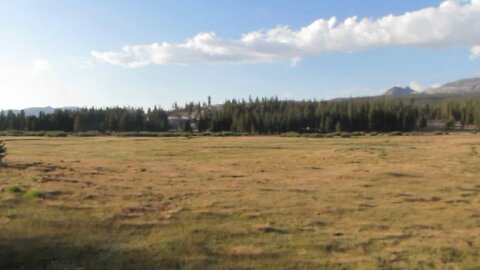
[
  {"left": 7, "top": 184, "right": 22, "bottom": 193},
  {"left": 445, "top": 120, "right": 455, "bottom": 130},
  {"left": 281, "top": 132, "right": 300, "bottom": 137},
  {"left": 45, "top": 131, "right": 68, "bottom": 137},
  {"left": 25, "top": 189, "right": 43, "bottom": 198},
  {"left": 0, "top": 140, "right": 7, "bottom": 163},
  {"left": 221, "top": 132, "right": 234, "bottom": 137},
  {"left": 369, "top": 132, "right": 379, "bottom": 136},
  {"left": 115, "top": 132, "right": 159, "bottom": 137},
  {"left": 308, "top": 133, "right": 325, "bottom": 138},
  {"left": 0, "top": 130, "right": 23, "bottom": 136},
  {"left": 23, "top": 131, "right": 47, "bottom": 136},
  {"left": 299, "top": 133, "right": 311, "bottom": 138},
  {"left": 72, "top": 131, "right": 102, "bottom": 137},
  {"left": 388, "top": 131, "right": 403, "bottom": 136},
  {"left": 352, "top": 131, "right": 366, "bottom": 137},
  {"left": 340, "top": 132, "right": 352, "bottom": 138}
]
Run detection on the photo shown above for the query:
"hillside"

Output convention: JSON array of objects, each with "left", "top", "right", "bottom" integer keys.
[{"left": 426, "top": 77, "right": 480, "bottom": 94}]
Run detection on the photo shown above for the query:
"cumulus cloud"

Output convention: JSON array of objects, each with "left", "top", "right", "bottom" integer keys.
[
  {"left": 471, "top": 45, "right": 480, "bottom": 59},
  {"left": 93, "top": 0, "right": 480, "bottom": 67},
  {"left": 409, "top": 81, "right": 425, "bottom": 92},
  {"left": 409, "top": 81, "right": 442, "bottom": 92}
]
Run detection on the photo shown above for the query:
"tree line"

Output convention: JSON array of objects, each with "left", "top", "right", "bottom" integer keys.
[
  {"left": 0, "top": 107, "right": 169, "bottom": 132},
  {"left": 197, "top": 96, "right": 480, "bottom": 133},
  {"left": 1, "top": 95, "right": 480, "bottom": 134}
]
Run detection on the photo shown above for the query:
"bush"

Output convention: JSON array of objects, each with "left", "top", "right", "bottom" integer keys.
[
  {"left": 22, "top": 131, "right": 47, "bottom": 136},
  {"left": 445, "top": 120, "right": 455, "bottom": 130},
  {"left": 25, "top": 189, "right": 43, "bottom": 198},
  {"left": 0, "top": 130, "right": 24, "bottom": 136},
  {"left": 340, "top": 132, "right": 352, "bottom": 138},
  {"left": 7, "top": 184, "right": 22, "bottom": 193},
  {"left": 115, "top": 132, "right": 159, "bottom": 137},
  {"left": 388, "top": 131, "right": 403, "bottom": 136},
  {"left": 316, "top": 133, "right": 326, "bottom": 138},
  {"left": 45, "top": 131, "right": 68, "bottom": 137},
  {"left": 211, "top": 132, "right": 247, "bottom": 137},
  {"left": 72, "top": 131, "right": 102, "bottom": 137},
  {"left": 221, "top": 132, "right": 234, "bottom": 137},
  {"left": 352, "top": 131, "right": 366, "bottom": 137},
  {"left": 281, "top": 132, "right": 301, "bottom": 137},
  {"left": 0, "top": 140, "right": 7, "bottom": 163},
  {"left": 308, "top": 133, "right": 325, "bottom": 138},
  {"left": 369, "top": 132, "right": 379, "bottom": 136}
]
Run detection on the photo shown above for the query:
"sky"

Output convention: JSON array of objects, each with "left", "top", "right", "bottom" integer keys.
[{"left": 1, "top": 0, "right": 480, "bottom": 110}]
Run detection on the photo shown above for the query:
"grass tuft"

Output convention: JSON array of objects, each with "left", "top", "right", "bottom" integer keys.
[
  {"left": 7, "top": 184, "right": 22, "bottom": 193},
  {"left": 24, "top": 189, "right": 43, "bottom": 199}
]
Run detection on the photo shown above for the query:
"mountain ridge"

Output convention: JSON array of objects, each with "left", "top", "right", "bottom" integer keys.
[
  {"left": 383, "top": 86, "right": 416, "bottom": 96},
  {"left": 425, "top": 77, "right": 480, "bottom": 94},
  {"left": 5, "top": 77, "right": 480, "bottom": 115},
  {"left": 6, "top": 106, "right": 79, "bottom": 116}
]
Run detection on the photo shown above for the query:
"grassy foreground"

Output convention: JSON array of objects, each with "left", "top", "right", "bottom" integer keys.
[{"left": 1, "top": 135, "right": 480, "bottom": 269}]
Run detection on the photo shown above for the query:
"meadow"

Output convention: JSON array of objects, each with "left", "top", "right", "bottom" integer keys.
[{"left": 1, "top": 134, "right": 480, "bottom": 269}]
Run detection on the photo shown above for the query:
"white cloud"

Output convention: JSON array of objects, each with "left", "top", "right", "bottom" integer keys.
[
  {"left": 409, "top": 81, "right": 443, "bottom": 92},
  {"left": 409, "top": 81, "right": 425, "bottom": 91},
  {"left": 93, "top": 0, "right": 480, "bottom": 68},
  {"left": 31, "top": 59, "right": 51, "bottom": 76},
  {"left": 471, "top": 45, "right": 480, "bottom": 59}
]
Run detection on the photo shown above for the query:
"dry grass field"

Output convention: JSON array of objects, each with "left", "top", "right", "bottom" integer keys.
[{"left": 1, "top": 134, "right": 480, "bottom": 269}]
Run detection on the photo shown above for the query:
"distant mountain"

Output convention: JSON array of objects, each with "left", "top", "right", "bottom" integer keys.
[
  {"left": 383, "top": 86, "right": 416, "bottom": 96},
  {"left": 7, "top": 106, "right": 79, "bottom": 116},
  {"left": 425, "top": 78, "right": 480, "bottom": 94}
]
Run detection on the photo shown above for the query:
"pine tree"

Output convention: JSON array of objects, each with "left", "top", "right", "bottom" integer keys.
[
  {"left": 0, "top": 140, "right": 7, "bottom": 163},
  {"left": 184, "top": 119, "right": 193, "bottom": 132},
  {"left": 73, "top": 115, "right": 82, "bottom": 132}
]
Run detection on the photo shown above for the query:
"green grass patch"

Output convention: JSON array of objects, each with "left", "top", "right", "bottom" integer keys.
[
  {"left": 24, "top": 189, "right": 43, "bottom": 199},
  {"left": 6, "top": 184, "right": 22, "bottom": 193}
]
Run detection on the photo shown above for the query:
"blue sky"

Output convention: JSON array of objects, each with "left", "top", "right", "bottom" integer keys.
[{"left": 1, "top": 0, "right": 480, "bottom": 109}]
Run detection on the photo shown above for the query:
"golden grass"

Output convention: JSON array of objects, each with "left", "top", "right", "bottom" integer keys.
[{"left": 1, "top": 134, "right": 480, "bottom": 269}]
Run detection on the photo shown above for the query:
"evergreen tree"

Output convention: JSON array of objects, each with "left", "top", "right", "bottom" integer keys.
[
  {"left": 184, "top": 120, "right": 193, "bottom": 132},
  {"left": 0, "top": 94, "right": 479, "bottom": 134}
]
